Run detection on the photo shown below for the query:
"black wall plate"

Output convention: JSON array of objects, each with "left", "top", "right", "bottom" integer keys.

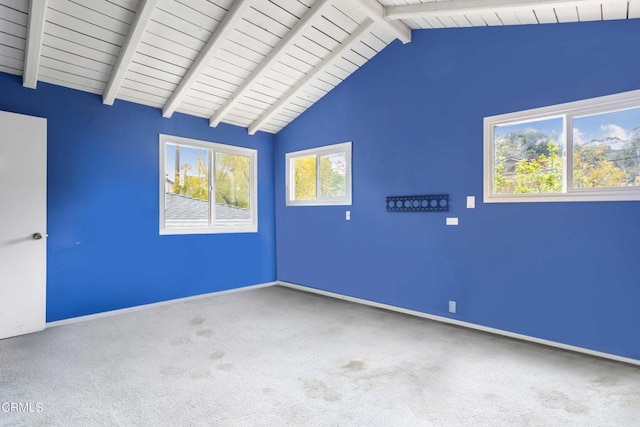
[{"left": 386, "top": 194, "right": 449, "bottom": 212}]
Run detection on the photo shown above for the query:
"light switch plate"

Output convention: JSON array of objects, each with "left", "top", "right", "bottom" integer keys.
[
  {"left": 346, "top": 211, "right": 350, "bottom": 221},
  {"left": 446, "top": 217, "right": 459, "bottom": 226}
]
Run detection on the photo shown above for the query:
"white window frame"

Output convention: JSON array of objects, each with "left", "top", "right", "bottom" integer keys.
[
  {"left": 159, "top": 134, "right": 258, "bottom": 235},
  {"left": 484, "top": 89, "right": 640, "bottom": 203},
  {"left": 286, "top": 142, "right": 352, "bottom": 206}
]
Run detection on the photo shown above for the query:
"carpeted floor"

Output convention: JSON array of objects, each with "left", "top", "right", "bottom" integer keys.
[{"left": 1, "top": 285, "right": 639, "bottom": 426}]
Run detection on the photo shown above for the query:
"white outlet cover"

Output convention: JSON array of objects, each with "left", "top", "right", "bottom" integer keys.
[
  {"left": 346, "top": 211, "right": 350, "bottom": 220},
  {"left": 446, "top": 217, "right": 459, "bottom": 226},
  {"left": 467, "top": 196, "right": 475, "bottom": 209},
  {"left": 449, "top": 301, "right": 457, "bottom": 313}
]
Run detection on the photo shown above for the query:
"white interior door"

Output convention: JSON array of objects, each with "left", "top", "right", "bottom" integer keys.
[{"left": 0, "top": 110, "right": 47, "bottom": 340}]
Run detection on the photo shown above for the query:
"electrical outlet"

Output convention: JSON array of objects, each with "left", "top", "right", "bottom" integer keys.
[
  {"left": 446, "top": 217, "right": 459, "bottom": 226},
  {"left": 449, "top": 301, "right": 457, "bottom": 314},
  {"left": 346, "top": 211, "right": 350, "bottom": 221},
  {"left": 467, "top": 196, "right": 475, "bottom": 209}
]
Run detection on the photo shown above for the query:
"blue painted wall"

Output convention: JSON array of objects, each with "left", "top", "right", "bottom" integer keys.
[
  {"left": 0, "top": 72, "right": 276, "bottom": 321},
  {"left": 274, "top": 20, "right": 640, "bottom": 360}
]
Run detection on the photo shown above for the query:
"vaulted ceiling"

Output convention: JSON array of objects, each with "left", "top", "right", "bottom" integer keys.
[{"left": 0, "top": 0, "right": 638, "bottom": 134}]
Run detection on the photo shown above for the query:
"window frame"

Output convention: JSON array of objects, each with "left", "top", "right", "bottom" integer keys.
[
  {"left": 159, "top": 134, "right": 258, "bottom": 235},
  {"left": 286, "top": 142, "right": 352, "bottom": 207},
  {"left": 484, "top": 89, "right": 640, "bottom": 203}
]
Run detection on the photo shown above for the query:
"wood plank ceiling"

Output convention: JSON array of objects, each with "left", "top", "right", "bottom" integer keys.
[
  {"left": 384, "top": 0, "right": 640, "bottom": 29},
  {"left": 0, "top": 0, "right": 638, "bottom": 134}
]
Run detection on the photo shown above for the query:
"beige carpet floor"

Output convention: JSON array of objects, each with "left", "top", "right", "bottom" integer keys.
[{"left": 1, "top": 285, "right": 639, "bottom": 426}]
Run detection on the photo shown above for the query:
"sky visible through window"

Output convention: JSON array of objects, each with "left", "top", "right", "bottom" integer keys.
[
  {"left": 495, "top": 117, "right": 562, "bottom": 139},
  {"left": 165, "top": 143, "right": 205, "bottom": 180},
  {"left": 494, "top": 107, "right": 640, "bottom": 148},
  {"left": 574, "top": 107, "right": 640, "bottom": 149}
]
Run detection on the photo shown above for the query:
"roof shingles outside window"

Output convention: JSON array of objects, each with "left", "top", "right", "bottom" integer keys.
[{"left": 164, "top": 193, "right": 250, "bottom": 227}]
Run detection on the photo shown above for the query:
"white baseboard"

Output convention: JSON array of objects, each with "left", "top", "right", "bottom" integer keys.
[
  {"left": 277, "top": 281, "right": 640, "bottom": 367},
  {"left": 46, "top": 281, "right": 277, "bottom": 328}
]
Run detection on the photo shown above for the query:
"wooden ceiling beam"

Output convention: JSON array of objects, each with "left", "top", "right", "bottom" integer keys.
[
  {"left": 386, "top": 0, "right": 602, "bottom": 20},
  {"left": 248, "top": 18, "right": 375, "bottom": 135},
  {"left": 23, "top": 0, "right": 48, "bottom": 89},
  {"left": 103, "top": 0, "right": 159, "bottom": 106},
  {"left": 162, "top": 0, "right": 252, "bottom": 118},
  {"left": 209, "top": 0, "right": 334, "bottom": 128},
  {"left": 354, "top": 0, "right": 411, "bottom": 44}
]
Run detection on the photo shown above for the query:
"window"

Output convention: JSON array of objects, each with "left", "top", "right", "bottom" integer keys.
[
  {"left": 484, "top": 90, "right": 640, "bottom": 203},
  {"left": 286, "top": 142, "right": 352, "bottom": 206},
  {"left": 159, "top": 134, "right": 257, "bottom": 234}
]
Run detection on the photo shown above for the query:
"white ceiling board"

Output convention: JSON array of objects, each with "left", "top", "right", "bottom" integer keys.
[
  {"left": 80, "top": 0, "right": 136, "bottom": 22},
  {"left": 435, "top": 15, "right": 459, "bottom": 27},
  {"left": 0, "top": 31, "right": 25, "bottom": 50},
  {"left": 142, "top": 23, "right": 200, "bottom": 57},
  {"left": 127, "top": 61, "right": 182, "bottom": 84},
  {"left": 479, "top": 12, "right": 504, "bottom": 25},
  {"left": 39, "top": 55, "right": 110, "bottom": 83},
  {"left": 602, "top": 0, "right": 629, "bottom": 19},
  {"left": 0, "top": 43, "right": 24, "bottom": 60},
  {"left": 465, "top": 14, "right": 488, "bottom": 26},
  {"left": 145, "top": 19, "right": 205, "bottom": 51},
  {"left": 46, "top": 4, "right": 126, "bottom": 45},
  {"left": 44, "top": 34, "right": 116, "bottom": 64},
  {"left": 385, "top": 1, "right": 633, "bottom": 30},
  {"left": 0, "top": 3, "right": 28, "bottom": 25},
  {"left": 44, "top": 21, "right": 122, "bottom": 56},
  {"left": 108, "top": 0, "right": 141, "bottom": 11},
  {"left": 135, "top": 41, "right": 194, "bottom": 69},
  {"left": 496, "top": 10, "right": 520, "bottom": 25},
  {"left": 0, "top": 0, "right": 28, "bottom": 13},
  {"left": 0, "top": 54, "right": 22, "bottom": 70},
  {"left": 38, "top": 73, "right": 104, "bottom": 93},
  {"left": 554, "top": 6, "right": 579, "bottom": 22},
  {"left": 0, "top": 0, "right": 635, "bottom": 134},
  {"left": 126, "top": 69, "right": 178, "bottom": 91},
  {"left": 122, "top": 77, "right": 173, "bottom": 99},
  {"left": 0, "top": 17, "right": 26, "bottom": 38},
  {"left": 514, "top": 8, "right": 538, "bottom": 24},
  {"left": 175, "top": 103, "right": 215, "bottom": 118},
  {"left": 40, "top": 45, "right": 113, "bottom": 75},
  {"left": 0, "top": 64, "right": 21, "bottom": 75},
  {"left": 451, "top": 15, "right": 473, "bottom": 27},
  {"left": 576, "top": 2, "right": 602, "bottom": 20},
  {"left": 417, "top": 16, "right": 443, "bottom": 27},
  {"left": 533, "top": 7, "right": 558, "bottom": 23},
  {"left": 38, "top": 65, "right": 106, "bottom": 93},
  {"left": 630, "top": 0, "right": 640, "bottom": 18},
  {"left": 175, "top": 0, "right": 230, "bottom": 21},
  {"left": 118, "top": 88, "right": 165, "bottom": 107}
]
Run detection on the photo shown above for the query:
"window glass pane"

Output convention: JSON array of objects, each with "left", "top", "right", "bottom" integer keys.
[
  {"left": 573, "top": 107, "right": 640, "bottom": 189},
  {"left": 494, "top": 118, "right": 564, "bottom": 194},
  {"left": 293, "top": 155, "right": 317, "bottom": 200},
  {"left": 214, "top": 152, "right": 251, "bottom": 222},
  {"left": 319, "top": 152, "right": 347, "bottom": 198},
  {"left": 164, "top": 143, "right": 209, "bottom": 228}
]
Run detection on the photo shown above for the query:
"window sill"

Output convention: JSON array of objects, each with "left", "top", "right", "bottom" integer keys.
[
  {"left": 160, "top": 225, "right": 258, "bottom": 235},
  {"left": 484, "top": 190, "right": 640, "bottom": 203},
  {"left": 286, "top": 199, "right": 352, "bottom": 207}
]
